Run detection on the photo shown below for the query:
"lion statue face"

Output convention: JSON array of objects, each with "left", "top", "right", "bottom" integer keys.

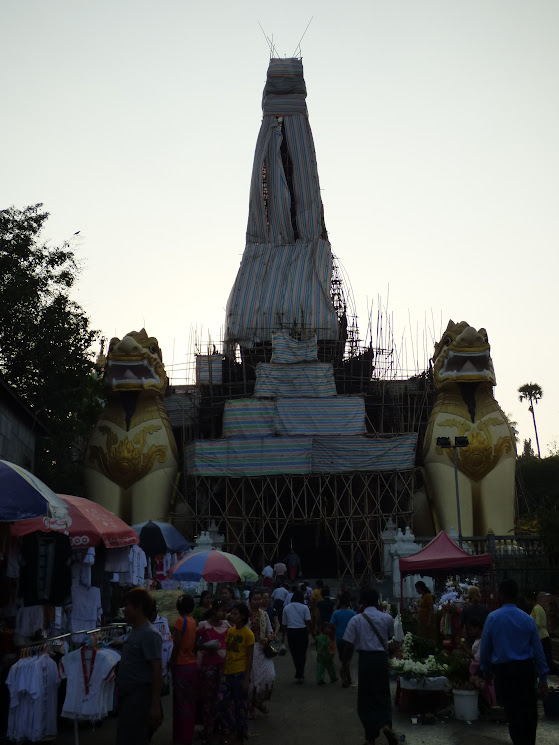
[
  {"left": 104, "top": 329, "right": 167, "bottom": 394},
  {"left": 432, "top": 320, "right": 496, "bottom": 387}
]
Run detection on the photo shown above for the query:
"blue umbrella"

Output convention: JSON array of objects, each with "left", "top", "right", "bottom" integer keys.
[
  {"left": 0, "top": 459, "right": 69, "bottom": 521},
  {"left": 131, "top": 520, "right": 190, "bottom": 555}
]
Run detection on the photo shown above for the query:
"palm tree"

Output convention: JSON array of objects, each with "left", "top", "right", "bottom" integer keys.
[{"left": 518, "top": 383, "right": 543, "bottom": 457}]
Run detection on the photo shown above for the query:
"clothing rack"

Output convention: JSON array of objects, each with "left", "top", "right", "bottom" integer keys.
[
  {"left": 18, "top": 622, "right": 128, "bottom": 655},
  {"left": 17, "top": 623, "right": 128, "bottom": 745}
]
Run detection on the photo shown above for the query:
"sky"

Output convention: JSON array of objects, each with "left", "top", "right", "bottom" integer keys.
[{"left": 1, "top": 0, "right": 558, "bottom": 454}]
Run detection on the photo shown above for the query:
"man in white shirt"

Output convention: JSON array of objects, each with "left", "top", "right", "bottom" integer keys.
[
  {"left": 281, "top": 590, "right": 314, "bottom": 683},
  {"left": 271, "top": 581, "right": 289, "bottom": 617},
  {"left": 343, "top": 589, "right": 397, "bottom": 745}
]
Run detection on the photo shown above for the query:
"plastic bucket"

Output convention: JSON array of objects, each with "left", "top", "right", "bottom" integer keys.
[{"left": 453, "top": 689, "right": 479, "bottom": 721}]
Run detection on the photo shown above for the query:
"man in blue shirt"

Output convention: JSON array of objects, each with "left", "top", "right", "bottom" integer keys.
[{"left": 480, "top": 579, "right": 548, "bottom": 745}]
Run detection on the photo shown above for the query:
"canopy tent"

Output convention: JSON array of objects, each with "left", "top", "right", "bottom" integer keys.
[{"left": 399, "top": 531, "right": 494, "bottom": 599}]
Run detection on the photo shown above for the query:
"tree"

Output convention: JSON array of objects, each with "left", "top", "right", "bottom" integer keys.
[
  {"left": 520, "top": 438, "right": 536, "bottom": 459},
  {"left": 518, "top": 382, "right": 543, "bottom": 458},
  {"left": 0, "top": 204, "right": 102, "bottom": 491}
]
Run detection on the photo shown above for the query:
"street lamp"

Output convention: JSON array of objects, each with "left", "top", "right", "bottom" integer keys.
[{"left": 436, "top": 436, "right": 469, "bottom": 547}]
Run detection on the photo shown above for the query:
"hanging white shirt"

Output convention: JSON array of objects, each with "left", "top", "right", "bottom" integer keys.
[
  {"left": 6, "top": 655, "right": 60, "bottom": 742},
  {"left": 71, "top": 585, "right": 102, "bottom": 641},
  {"left": 15, "top": 606, "right": 44, "bottom": 638},
  {"left": 105, "top": 547, "right": 130, "bottom": 573},
  {"left": 60, "top": 647, "right": 117, "bottom": 720},
  {"left": 119, "top": 545, "right": 147, "bottom": 586}
]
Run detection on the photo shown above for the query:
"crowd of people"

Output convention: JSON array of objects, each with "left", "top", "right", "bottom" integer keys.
[
  {"left": 113, "top": 570, "right": 556, "bottom": 745},
  {"left": 414, "top": 578, "right": 555, "bottom": 745},
  {"left": 112, "top": 562, "right": 403, "bottom": 745}
]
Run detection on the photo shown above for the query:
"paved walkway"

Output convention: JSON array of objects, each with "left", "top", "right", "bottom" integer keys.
[{"left": 59, "top": 644, "right": 558, "bottom": 745}]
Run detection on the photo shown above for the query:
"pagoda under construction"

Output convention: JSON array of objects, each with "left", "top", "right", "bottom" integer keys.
[{"left": 179, "top": 58, "right": 433, "bottom": 580}]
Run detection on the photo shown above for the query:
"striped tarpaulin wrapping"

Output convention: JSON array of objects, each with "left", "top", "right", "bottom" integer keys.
[
  {"left": 271, "top": 332, "right": 318, "bottom": 364},
  {"left": 184, "top": 434, "right": 418, "bottom": 476},
  {"left": 222, "top": 397, "right": 366, "bottom": 437},
  {"left": 275, "top": 397, "right": 367, "bottom": 436},
  {"left": 226, "top": 58, "right": 338, "bottom": 346},
  {"left": 311, "top": 434, "right": 418, "bottom": 473},
  {"left": 262, "top": 94, "right": 307, "bottom": 115},
  {"left": 185, "top": 437, "right": 312, "bottom": 476},
  {"left": 253, "top": 362, "right": 337, "bottom": 398},
  {"left": 222, "top": 399, "right": 276, "bottom": 438},
  {"left": 225, "top": 240, "right": 339, "bottom": 346}
]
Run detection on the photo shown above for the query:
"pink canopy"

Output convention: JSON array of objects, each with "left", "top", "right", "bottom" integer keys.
[{"left": 399, "top": 531, "right": 493, "bottom": 597}]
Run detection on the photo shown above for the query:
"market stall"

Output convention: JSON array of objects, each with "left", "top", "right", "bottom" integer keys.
[
  {"left": 394, "top": 531, "right": 495, "bottom": 718},
  {"left": 9, "top": 495, "right": 143, "bottom": 640},
  {"left": 399, "top": 531, "right": 494, "bottom": 601}
]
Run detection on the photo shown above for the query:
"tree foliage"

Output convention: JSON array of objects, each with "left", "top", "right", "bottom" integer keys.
[
  {"left": 0, "top": 204, "right": 102, "bottom": 491},
  {"left": 518, "top": 381, "right": 543, "bottom": 458},
  {"left": 518, "top": 382, "right": 543, "bottom": 405},
  {"left": 520, "top": 438, "right": 536, "bottom": 459},
  {"left": 516, "top": 453, "right": 559, "bottom": 555}
]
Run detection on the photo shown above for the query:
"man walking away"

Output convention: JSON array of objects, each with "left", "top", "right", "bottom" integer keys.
[
  {"left": 282, "top": 590, "right": 314, "bottom": 683},
  {"left": 271, "top": 580, "right": 288, "bottom": 619},
  {"left": 117, "top": 587, "right": 162, "bottom": 745},
  {"left": 343, "top": 589, "right": 397, "bottom": 745},
  {"left": 480, "top": 579, "right": 548, "bottom": 745}
]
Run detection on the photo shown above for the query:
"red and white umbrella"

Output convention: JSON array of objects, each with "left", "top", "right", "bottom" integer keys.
[{"left": 11, "top": 495, "right": 139, "bottom": 549}]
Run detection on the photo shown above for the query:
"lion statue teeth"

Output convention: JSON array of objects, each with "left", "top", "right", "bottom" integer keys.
[
  {"left": 421, "top": 320, "right": 516, "bottom": 537},
  {"left": 84, "top": 329, "right": 178, "bottom": 524}
]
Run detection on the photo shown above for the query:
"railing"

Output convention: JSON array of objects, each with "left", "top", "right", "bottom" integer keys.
[{"left": 414, "top": 534, "right": 547, "bottom": 558}]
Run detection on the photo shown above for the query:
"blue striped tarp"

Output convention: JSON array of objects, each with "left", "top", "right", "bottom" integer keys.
[
  {"left": 225, "top": 58, "right": 338, "bottom": 346},
  {"left": 222, "top": 397, "right": 366, "bottom": 437},
  {"left": 185, "top": 434, "right": 418, "bottom": 476},
  {"left": 271, "top": 332, "right": 318, "bottom": 364},
  {"left": 253, "top": 362, "right": 337, "bottom": 398},
  {"left": 195, "top": 355, "right": 223, "bottom": 385},
  {"left": 225, "top": 240, "right": 339, "bottom": 347},
  {"left": 312, "top": 434, "right": 418, "bottom": 473},
  {"left": 275, "top": 398, "right": 366, "bottom": 436},
  {"left": 222, "top": 399, "right": 276, "bottom": 437},
  {"left": 185, "top": 437, "right": 312, "bottom": 476}
]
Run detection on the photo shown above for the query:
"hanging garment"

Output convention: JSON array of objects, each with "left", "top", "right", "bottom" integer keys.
[
  {"left": 104, "top": 547, "right": 130, "bottom": 573},
  {"left": 6, "top": 655, "right": 60, "bottom": 742},
  {"left": 15, "top": 606, "right": 44, "bottom": 638},
  {"left": 71, "top": 554, "right": 92, "bottom": 587},
  {"left": 20, "top": 533, "right": 72, "bottom": 606},
  {"left": 59, "top": 647, "right": 118, "bottom": 720},
  {"left": 119, "top": 545, "right": 147, "bottom": 586},
  {"left": 70, "top": 585, "right": 102, "bottom": 641}
]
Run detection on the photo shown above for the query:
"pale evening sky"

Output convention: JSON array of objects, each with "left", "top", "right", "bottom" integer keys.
[{"left": 1, "top": 0, "right": 558, "bottom": 454}]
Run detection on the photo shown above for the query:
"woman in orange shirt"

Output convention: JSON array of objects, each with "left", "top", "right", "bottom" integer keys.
[{"left": 169, "top": 595, "right": 198, "bottom": 745}]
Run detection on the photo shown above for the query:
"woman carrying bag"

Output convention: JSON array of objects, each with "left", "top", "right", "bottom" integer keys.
[{"left": 247, "top": 590, "right": 276, "bottom": 718}]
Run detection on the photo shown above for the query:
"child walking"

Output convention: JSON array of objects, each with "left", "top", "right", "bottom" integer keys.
[
  {"left": 316, "top": 623, "right": 338, "bottom": 685},
  {"left": 218, "top": 603, "right": 255, "bottom": 745}
]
